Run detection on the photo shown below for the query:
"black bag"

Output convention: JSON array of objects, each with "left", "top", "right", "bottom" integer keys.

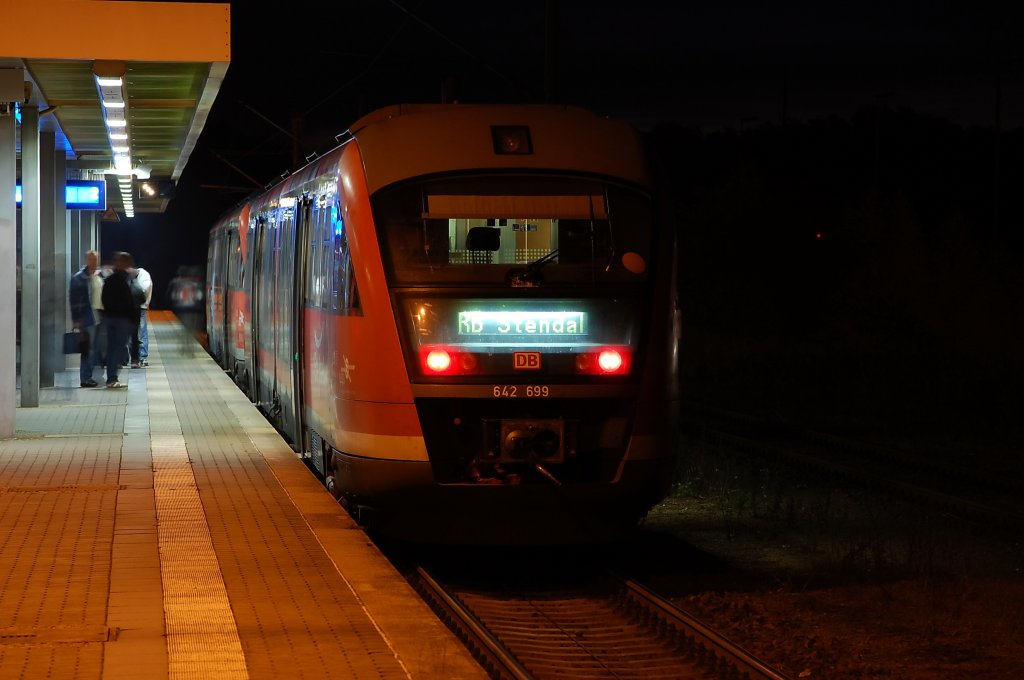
[
  {"left": 63, "top": 330, "right": 84, "bottom": 354},
  {"left": 130, "top": 275, "right": 147, "bottom": 307}
]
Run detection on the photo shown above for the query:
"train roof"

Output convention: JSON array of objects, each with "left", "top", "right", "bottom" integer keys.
[
  {"left": 209, "top": 104, "right": 651, "bottom": 234},
  {"left": 348, "top": 104, "right": 651, "bottom": 194}
]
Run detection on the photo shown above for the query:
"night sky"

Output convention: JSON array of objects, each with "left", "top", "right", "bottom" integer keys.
[
  {"left": 103, "top": 1, "right": 1024, "bottom": 438},
  {"left": 107, "top": 2, "right": 1023, "bottom": 275}
]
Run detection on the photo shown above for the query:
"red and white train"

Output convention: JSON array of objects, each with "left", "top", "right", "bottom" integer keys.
[{"left": 206, "top": 104, "right": 679, "bottom": 542}]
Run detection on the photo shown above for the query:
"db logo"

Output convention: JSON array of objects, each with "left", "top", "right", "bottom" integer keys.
[{"left": 513, "top": 352, "right": 541, "bottom": 370}]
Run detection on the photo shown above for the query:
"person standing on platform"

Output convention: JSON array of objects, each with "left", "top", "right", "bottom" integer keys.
[
  {"left": 100, "top": 252, "right": 137, "bottom": 389},
  {"left": 90, "top": 253, "right": 106, "bottom": 369},
  {"left": 68, "top": 250, "right": 99, "bottom": 387},
  {"left": 131, "top": 265, "right": 153, "bottom": 368}
]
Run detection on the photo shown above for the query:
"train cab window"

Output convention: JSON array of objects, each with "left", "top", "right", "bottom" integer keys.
[{"left": 373, "top": 176, "right": 652, "bottom": 286}]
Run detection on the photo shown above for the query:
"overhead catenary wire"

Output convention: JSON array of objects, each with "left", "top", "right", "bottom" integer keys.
[
  {"left": 207, "top": 1, "right": 422, "bottom": 186},
  {"left": 382, "top": 0, "right": 537, "bottom": 100},
  {"left": 203, "top": 2, "right": 539, "bottom": 190}
]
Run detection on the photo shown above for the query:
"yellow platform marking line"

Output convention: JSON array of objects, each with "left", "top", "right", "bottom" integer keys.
[{"left": 148, "top": 338, "right": 250, "bottom": 679}]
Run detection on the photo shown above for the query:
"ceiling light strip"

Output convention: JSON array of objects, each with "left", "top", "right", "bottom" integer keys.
[{"left": 95, "top": 67, "right": 136, "bottom": 216}]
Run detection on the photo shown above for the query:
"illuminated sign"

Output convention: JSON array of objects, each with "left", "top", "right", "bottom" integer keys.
[
  {"left": 15, "top": 180, "right": 107, "bottom": 210},
  {"left": 66, "top": 181, "right": 106, "bottom": 209},
  {"left": 458, "top": 311, "right": 587, "bottom": 336}
]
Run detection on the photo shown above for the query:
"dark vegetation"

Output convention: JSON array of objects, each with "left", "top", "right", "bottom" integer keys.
[{"left": 647, "top": 107, "right": 1024, "bottom": 444}]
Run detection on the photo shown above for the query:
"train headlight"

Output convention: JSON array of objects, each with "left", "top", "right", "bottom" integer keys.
[
  {"left": 533, "top": 429, "right": 560, "bottom": 457},
  {"left": 504, "top": 430, "right": 533, "bottom": 459}
]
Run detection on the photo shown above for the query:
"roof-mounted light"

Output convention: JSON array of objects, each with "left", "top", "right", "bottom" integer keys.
[{"left": 491, "top": 125, "right": 533, "bottom": 155}]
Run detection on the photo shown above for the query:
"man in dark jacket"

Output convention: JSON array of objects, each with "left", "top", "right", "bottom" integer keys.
[
  {"left": 100, "top": 251, "right": 137, "bottom": 388},
  {"left": 68, "top": 250, "right": 99, "bottom": 387}
]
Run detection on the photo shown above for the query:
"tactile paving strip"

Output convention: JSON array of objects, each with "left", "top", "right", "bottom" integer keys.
[
  {"left": 146, "top": 352, "right": 249, "bottom": 680},
  {"left": 151, "top": 324, "right": 412, "bottom": 679}
]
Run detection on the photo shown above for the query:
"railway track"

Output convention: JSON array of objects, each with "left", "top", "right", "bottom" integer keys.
[
  {"left": 413, "top": 566, "right": 790, "bottom": 680},
  {"left": 683, "top": 401, "right": 1024, "bottom": 530}
]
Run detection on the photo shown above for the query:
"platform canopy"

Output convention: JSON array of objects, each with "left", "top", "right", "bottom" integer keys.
[{"left": 0, "top": 1, "right": 230, "bottom": 214}]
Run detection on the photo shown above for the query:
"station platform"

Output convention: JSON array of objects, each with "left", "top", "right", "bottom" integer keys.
[{"left": 3, "top": 312, "right": 486, "bottom": 680}]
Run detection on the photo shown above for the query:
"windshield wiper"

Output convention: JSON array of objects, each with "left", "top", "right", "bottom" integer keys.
[{"left": 507, "top": 249, "right": 559, "bottom": 287}]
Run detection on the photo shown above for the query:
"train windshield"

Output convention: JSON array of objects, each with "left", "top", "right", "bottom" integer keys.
[{"left": 372, "top": 176, "right": 652, "bottom": 286}]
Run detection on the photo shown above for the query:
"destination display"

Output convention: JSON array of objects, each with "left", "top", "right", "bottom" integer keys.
[
  {"left": 458, "top": 310, "right": 587, "bottom": 337},
  {"left": 403, "top": 298, "right": 637, "bottom": 353}
]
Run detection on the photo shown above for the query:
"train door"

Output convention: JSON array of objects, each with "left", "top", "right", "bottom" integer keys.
[
  {"left": 253, "top": 213, "right": 276, "bottom": 417},
  {"left": 221, "top": 228, "right": 239, "bottom": 371},
  {"left": 206, "top": 230, "right": 225, "bottom": 363},
  {"left": 271, "top": 195, "right": 306, "bottom": 449},
  {"left": 290, "top": 195, "right": 312, "bottom": 451},
  {"left": 241, "top": 212, "right": 256, "bottom": 398}
]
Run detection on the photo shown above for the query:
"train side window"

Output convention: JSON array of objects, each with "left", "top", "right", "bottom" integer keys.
[
  {"left": 230, "top": 230, "right": 243, "bottom": 288},
  {"left": 314, "top": 203, "right": 329, "bottom": 309},
  {"left": 257, "top": 213, "right": 275, "bottom": 352},
  {"left": 307, "top": 229, "right": 319, "bottom": 307},
  {"left": 319, "top": 206, "right": 330, "bottom": 309},
  {"left": 330, "top": 208, "right": 361, "bottom": 316},
  {"left": 307, "top": 203, "right": 321, "bottom": 308},
  {"left": 240, "top": 220, "right": 252, "bottom": 290},
  {"left": 320, "top": 206, "right": 329, "bottom": 308}
]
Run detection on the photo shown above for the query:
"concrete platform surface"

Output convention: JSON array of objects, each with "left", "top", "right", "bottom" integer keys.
[{"left": 2, "top": 313, "right": 485, "bottom": 680}]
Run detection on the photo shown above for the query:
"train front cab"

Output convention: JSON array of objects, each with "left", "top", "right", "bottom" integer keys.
[{"left": 327, "top": 108, "right": 680, "bottom": 543}]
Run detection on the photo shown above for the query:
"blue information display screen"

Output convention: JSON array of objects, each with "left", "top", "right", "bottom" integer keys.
[{"left": 15, "top": 179, "right": 107, "bottom": 210}]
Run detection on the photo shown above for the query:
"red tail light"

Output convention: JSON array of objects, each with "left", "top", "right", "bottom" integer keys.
[
  {"left": 575, "top": 347, "right": 631, "bottom": 375},
  {"left": 425, "top": 350, "right": 452, "bottom": 372},
  {"left": 419, "top": 346, "right": 479, "bottom": 375}
]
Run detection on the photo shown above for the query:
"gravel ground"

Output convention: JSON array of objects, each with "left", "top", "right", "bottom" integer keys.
[{"left": 636, "top": 435, "right": 1024, "bottom": 680}]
